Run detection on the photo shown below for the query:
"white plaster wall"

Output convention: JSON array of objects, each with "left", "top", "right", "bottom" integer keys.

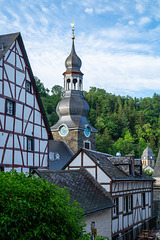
[
  {"left": 4, "top": 80, "right": 11, "bottom": 97},
  {"left": 3, "top": 150, "right": 12, "bottom": 164},
  {"left": 28, "top": 153, "right": 33, "bottom": 166},
  {"left": 26, "top": 94, "right": 33, "bottom": 106},
  {"left": 112, "top": 218, "right": 118, "bottom": 233},
  {"left": 14, "top": 151, "right": 22, "bottom": 165},
  {"left": 16, "top": 70, "right": 24, "bottom": 86},
  {"left": 119, "top": 214, "right": 123, "bottom": 230},
  {"left": 42, "top": 155, "right": 48, "bottom": 167},
  {"left": 69, "top": 153, "right": 81, "bottom": 166},
  {"left": 86, "top": 167, "right": 96, "bottom": 178},
  {"left": 5, "top": 64, "right": 14, "bottom": 82},
  {"left": 15, "top": 119, "right": 22, "bottom": 133},
  {"left": 83, "top": 153, "right": 96, "bottom": 166},
  {"left": 6, "top": 116, "right": 14, "bottom": 131},
  {"left": 34, "top": 154, "right": 39, "bottom": 166},
  {"left": 16, "top": 103, "right": 23, "bottom": 119},
  {"left": 0, "top": 81, "right": 2, "bottom": 94},
  {"left": 19, "top": 89, "right": 25, "bottom": 102},
  {"left": 0, "top": 115, "right": 4, "bottom": 128},
  {"left": 102, "top": 184, "right": 110, "bottom": 192},
  {"left": 0, "top": 98, "right": 5, "bottom": 113},
  {"left": 97, "top": 167, "right": 111, "bottom": 183},
  {"left": 84, "top": 209, "right": 112, "bottom": 239}
]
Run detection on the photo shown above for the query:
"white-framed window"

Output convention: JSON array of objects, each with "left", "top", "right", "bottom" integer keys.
[
  {"left": 6, "top": 99, "right": 15, "bottom": 115},
  {"left": 124, "top": 195, "right": 133, "bottom": 214},
  {"left": 142, "top": 192, "right": 145, "bottom": 208},
  {"left": 27, "top": 137, "right": 34, "bottom": 152},
  {"left": 26, "top": 80, "right": 32, "bottom": 93},
  {"left": 128, "top": 195, "right": 133, "bottom": 212},
  {"left": 113, "top": 198, "right": 118, "bottom": 217},
  {"left": 84, "top": 141, "right": 91, "bottom": 149},
  {"left": 124, "top": 196, "right": 128, "bottom": 214}
]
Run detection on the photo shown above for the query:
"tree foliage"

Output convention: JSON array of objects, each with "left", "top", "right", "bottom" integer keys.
[
  {"left": 35, "top": 77, "right": 160, "bottom": 159},
  {"left": 0, "top": 171, "right": 85, "bottom": 240}
]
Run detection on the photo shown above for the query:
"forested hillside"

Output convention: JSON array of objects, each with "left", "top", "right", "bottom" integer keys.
[{"left": 35, "top": 77, "right": 160, "bottom": 159}]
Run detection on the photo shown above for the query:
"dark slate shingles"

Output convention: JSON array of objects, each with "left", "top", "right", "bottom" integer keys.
[
  {"left": 33, "top": 168, "right": 114, "bottom": 215},
  {"left": 83, "top": 149, "right": 153, "bottom": 181}
]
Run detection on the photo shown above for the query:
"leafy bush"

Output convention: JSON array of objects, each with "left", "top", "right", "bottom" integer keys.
[
  {"left": 83, "top": 233, "right": 109, "bottom": 240},
  {"left": 0, "top": 171, "right": 85, "bottom": 240}
]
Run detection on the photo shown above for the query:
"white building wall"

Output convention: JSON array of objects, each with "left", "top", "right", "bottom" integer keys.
[
  {"left": 0, "top": 37, "right": 49, "bottom": 172},
  {"left": 84, "top": 209, "right": 112, "bottom": 239}
]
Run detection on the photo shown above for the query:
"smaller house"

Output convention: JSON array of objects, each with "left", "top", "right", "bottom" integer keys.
[
  {"left": 62, "top": 148, "right": 155, "bottom": 239},
  {"left": 32, "top": 168, "right": 114, "bottom": 239},
  {"left": 141, "top": 146, "right": 155, "bottom": 169}
]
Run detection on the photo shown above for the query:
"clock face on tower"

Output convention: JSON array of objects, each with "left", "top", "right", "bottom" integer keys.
[
  {"left": 84, "top": 126, "right": 91, "bottom": 137},
  {"left": 59, "top": 125, "right": 69, "bottom": 136}
]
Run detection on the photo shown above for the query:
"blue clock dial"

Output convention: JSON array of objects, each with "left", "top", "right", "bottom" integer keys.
[
  {"left": 59, "top": 125, "right": 68, "bottom": 136},
  {"left": 84, "top": 126, "right": 90, "bottom": 137}
]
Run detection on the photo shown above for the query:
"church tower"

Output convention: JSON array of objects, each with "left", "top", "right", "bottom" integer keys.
[{"left": 51, "top": 23, "right": 97, "bottom": 153}]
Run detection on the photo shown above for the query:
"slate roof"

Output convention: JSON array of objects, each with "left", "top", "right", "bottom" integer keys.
[
  {"left": 63, "top": 148, "right": 154, "bottom": 181},
  {"left": 49, "top": 140, "right": 74, "bottom": 170},
  {"left": 32, "top": 168, "right": 114, "bottom": 215},
  {"left": 0, "top": 32, "right": 52, "bottom": 140}
]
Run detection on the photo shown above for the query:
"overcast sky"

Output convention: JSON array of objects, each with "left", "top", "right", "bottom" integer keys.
[{"left": 1, "top": 0, "right": 160, "bottom": 98}]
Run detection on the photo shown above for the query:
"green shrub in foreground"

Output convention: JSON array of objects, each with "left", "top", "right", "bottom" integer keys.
[{"left": 0, "top": 171, "right": 85, "bottom": 240}]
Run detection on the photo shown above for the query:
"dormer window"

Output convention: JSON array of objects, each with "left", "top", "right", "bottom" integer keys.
[
  {"left": 6, "top": 99, "right": 15, "bottom": 116},
  {"left": 26, "top": 80, "right": 32, "bottom": 93}
]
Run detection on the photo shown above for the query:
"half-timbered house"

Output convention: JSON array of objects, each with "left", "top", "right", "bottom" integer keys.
[
  {"left": 0, "top": 33, "right": 52, "bottom": 173},
  {"left": 63, "top": 148, "right": 155, "bottom": 239}
]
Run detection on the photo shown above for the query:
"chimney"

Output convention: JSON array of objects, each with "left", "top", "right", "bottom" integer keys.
[
  {"left": 126, "top": 155, "right": 135, "bottom": 176},
  {"left": 140, "top": 160, "right": 142, "bottom": 175}
]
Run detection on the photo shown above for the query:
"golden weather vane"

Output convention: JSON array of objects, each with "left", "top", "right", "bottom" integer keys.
[{"left": 71, "top": 21, "right": 75, "bottom": 39}]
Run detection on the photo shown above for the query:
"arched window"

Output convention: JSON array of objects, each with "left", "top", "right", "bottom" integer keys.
[
  {"left": 73, "top": 79, "right": 77, "bottom": 90},
  {"left": 67, "top": 79, "right": 70, "bottom": 90},
  {"left": 79, "top": 79, "right": 82, "bottom": 90}
]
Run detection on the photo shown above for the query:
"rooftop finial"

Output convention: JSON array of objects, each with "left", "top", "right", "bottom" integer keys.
[{"left": 71, "top": 21, "right": 75, "bottom": 39}]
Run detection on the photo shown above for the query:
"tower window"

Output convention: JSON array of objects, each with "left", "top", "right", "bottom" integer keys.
[
  {"left": 73, "top": 79, "right": 77, "bottom": 90},
  {"left": 6, "top": 99, "right": 15, "bottom": 116},
  {"left": 79, "top": 79, "right": 82, "bottom": 90},
  {"left": 84, "top": 141, "right": 91, "bottom": 149},
  {"left": 67, "top": 79, "right": 70, "bottom": 90}
]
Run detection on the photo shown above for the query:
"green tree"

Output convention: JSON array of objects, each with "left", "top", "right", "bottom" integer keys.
[{"left": 0, "top": 171, "right": 85, "bottom": 240}]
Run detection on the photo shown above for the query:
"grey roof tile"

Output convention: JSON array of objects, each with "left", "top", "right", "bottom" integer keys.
[
  {"left": 33, "top": 168, "right": 114, "bottom": 215},
  {"left": 49, "top": 140, "right": 74, "bottom": 170}
]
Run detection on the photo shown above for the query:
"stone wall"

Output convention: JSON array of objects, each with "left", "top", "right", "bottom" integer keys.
[{"left": 52, "top": 129, "right": 96, "bottom": 154}]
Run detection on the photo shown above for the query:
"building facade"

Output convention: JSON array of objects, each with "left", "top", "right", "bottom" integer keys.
[
  {"left": 141, "top": 146, "right": 155, "bottom": 169},
  {"left": 0, "top": 33, "right": 52, "bottom": 173},
  {"left": 32, "top": 168, "right": 114, "bottom": 239},
  {"left": 63, "top": 148, "right": 154, "bottom": 239}
]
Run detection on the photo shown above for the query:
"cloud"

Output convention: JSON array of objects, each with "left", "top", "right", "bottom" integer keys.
[
  {"left": 85, "top": 8, "right": 93, "bottom": 14},
  {"left": 95, "top": 6, "right": 113, "bottom": 14},
  {"left": 128, "top": 20, "right": 135, "bottom": 25},
  {"left": 139, "top": 17, "right": 151, "bottom": 26}
]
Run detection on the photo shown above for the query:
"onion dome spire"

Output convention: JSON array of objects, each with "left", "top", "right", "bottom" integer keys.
[{"left": 64, "top": 21, "right": 82, "bottom": 74}]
